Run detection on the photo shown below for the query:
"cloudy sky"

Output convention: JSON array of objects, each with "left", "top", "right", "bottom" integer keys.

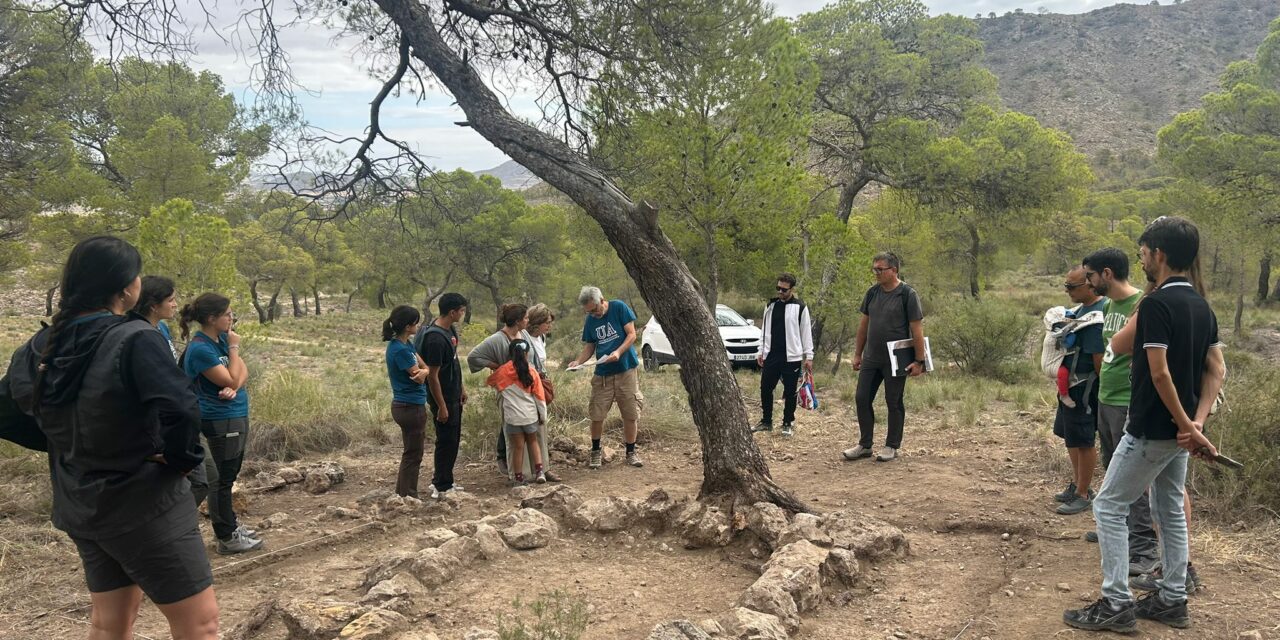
[{"left": 165, "top": 0, "right": 1129, "bottom": 173}]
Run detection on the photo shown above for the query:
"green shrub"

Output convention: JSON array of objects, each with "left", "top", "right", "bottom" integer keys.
[
  {"left": 1189, "top": 351, "right": 1280, "bottom": 523},
  {"left": 498, "top": 590, "right": 590, "bottom": 640},
  {"left": 930, "top": 299, "right": 1036, "bottom": 381},
  {"left": 248, "top": 369, "right": 357, "bottom": 460}
]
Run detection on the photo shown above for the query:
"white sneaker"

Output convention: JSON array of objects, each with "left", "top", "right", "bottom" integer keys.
[
  {"left": 875, "top": 446, "right": 897, "bottom": 462},
  {"left": 842, "top": 445, "right": 872, "bottom": 461},
  {"left": 217, "top": 530, "right": 263, "bottom": 555},
  {"left": 432, "top": 484, "right": 463, "bottom": 500}
]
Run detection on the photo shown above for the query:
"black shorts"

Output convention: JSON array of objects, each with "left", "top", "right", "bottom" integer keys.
[
  {"left": 70, "top": 499, "right": 213, "bottom": 604},
  {"left": 1053, "top": 380, "right": 1098, "bottom": 448}
]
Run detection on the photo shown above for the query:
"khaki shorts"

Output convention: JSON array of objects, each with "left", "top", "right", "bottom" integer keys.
[{"left": 589, "top": 367, "right": 644, "bottom": 422}]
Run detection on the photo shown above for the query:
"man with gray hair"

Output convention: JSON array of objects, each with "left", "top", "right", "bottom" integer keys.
[{"left": 568, "top": 286, "right": 644, "bottom": 468}]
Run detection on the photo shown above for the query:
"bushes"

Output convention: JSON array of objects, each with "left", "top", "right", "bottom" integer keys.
[
  {"left": 1189, "top": 351, "right": 1280, "bottom": 522},
  {"left": 930, "top": 298, "right": 1036, "bottom": 380}
]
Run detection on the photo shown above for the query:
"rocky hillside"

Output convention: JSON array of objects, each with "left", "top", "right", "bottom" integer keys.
[{"left": 978, "top": 0, "right": 1278, "bottom": 156}]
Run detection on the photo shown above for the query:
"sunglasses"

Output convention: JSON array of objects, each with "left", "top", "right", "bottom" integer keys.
[
  {"left": 776, "top": 286, "right": 791, "bottom": 293},
  {"left": 1063, "top": 282, "right": 1087, "bottom": 290},
  {"left": 872, "top": 267, "right": 892, "bottom": 274}
]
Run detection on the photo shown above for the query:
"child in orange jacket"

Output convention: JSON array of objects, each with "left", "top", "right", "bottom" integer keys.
[{"left": 486, "top": 339, "right": 547, "bottom": 484}]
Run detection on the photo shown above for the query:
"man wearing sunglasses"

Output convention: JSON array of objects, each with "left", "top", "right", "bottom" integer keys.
[
  {"left": 754, "top": 273, "right": 814, "bottom": 437},
  {"left": 1053, "top": 265, "right": 1107, "bottom": 515}
]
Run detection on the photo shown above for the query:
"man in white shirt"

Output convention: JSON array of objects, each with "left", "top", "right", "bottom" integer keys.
[{"left": 754, "top": 273, "right": 814, "bottom": 437}]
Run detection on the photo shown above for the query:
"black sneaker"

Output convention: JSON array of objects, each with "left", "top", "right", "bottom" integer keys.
[
  {"left": 751, "top": 420, "right": 773, "bottom": 433},
  {"left": 1063, "top": 598, "right": 1137, "bottom": 633},
  {"left": 1084, "top": 531, "right": 1098, "bottom": 543},
  {"left": 780, "top": 422, "right": 794, "bottom": 437},
  {"left": 1131, "top": 564, "right": 1200, "bottom": 595},
  {"left": 1134, "top": 591, "right": 1189, "bottom": 629}
]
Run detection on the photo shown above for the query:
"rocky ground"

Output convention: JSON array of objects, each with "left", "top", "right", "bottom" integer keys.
[{"left": 3, "top": 381, "right": 1279, "bottom": 640}]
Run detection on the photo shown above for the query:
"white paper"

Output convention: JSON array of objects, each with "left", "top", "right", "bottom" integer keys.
[{"left": 886, "top": 337, "right": 933, "bottom": 377}]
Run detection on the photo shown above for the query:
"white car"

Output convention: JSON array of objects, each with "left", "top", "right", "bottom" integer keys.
[{"left": 641, "top": 304, "right": 763, "bottom": 371}]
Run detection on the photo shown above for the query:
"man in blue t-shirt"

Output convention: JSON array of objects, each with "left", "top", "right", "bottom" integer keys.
[
  {"left": 1053, "top": 264, "right": 1107, "bottom": 516},
  {"left": 567, "top": 285, "right": 643, "bottom": 470}
]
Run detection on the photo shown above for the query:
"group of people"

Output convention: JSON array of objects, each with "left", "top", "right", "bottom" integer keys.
[
  {"left": 1057, "top": 217, "right": 1224, "bottom": 632},
  {"left": 381, "top": 285, "right": 648, "bottom": 498},
  {"left": 0, "top": 215, "right": 1228, "bottom": 637},
  {"left": 0, "top": 237, "right": 264, "bottom": 638}
]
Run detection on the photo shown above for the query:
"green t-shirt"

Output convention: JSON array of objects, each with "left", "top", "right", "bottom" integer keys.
[{"left": 1098, "top": 291, "right": 1143, "bottom": 407}]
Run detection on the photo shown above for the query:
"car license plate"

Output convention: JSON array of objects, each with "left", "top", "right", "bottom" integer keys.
[{"left": 732, "top": 353, "right": 756, "bottom": 361}]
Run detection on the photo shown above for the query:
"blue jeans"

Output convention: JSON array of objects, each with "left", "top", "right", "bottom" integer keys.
[{"left": 1094, "top": 433, "right": 1189, "bottom": 604}]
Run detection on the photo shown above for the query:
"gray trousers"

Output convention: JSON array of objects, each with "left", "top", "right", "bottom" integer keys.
[{"left": 1098, "top": 403, "right": 1159, "bottom": 562}]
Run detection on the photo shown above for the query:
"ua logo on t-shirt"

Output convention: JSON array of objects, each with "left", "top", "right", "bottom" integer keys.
[{"left": 595, "top": 324, "right": 619, "bottom": 345}]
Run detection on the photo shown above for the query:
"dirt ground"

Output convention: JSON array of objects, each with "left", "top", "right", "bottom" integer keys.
[{"left": 3, "top": 384, "right": 1279, "bottom": 640}]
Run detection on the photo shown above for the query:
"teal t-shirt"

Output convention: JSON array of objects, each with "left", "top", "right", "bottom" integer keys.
[
  {"left": 385, "top": 339, "right": 427, "bottom": 405},
  {"left": 581, "top": 300, "right": 640, "bottom": 377},
  {"left": 1099, "top": 291, "right": 1142, "bottom": 407},
  {"left": 183, "top": 331, "right": 250, "bottom": 419}
]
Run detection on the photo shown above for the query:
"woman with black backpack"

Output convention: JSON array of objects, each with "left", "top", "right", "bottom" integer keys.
[{"left": 0, "top": 236, "right": 220, "bottom": 638}]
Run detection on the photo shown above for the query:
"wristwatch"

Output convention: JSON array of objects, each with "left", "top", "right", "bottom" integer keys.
[{"left": 913, "top": 359, "right": 925, "bottom": 366}]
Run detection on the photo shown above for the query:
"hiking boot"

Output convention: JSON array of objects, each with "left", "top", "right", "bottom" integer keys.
[
  {"left": 543, "top": 470, "right": 561, "bottom": 483},
  {"left": 1129, "top": 555, "right": 1160, "bottom": 577},
  {"left": 875, "top": 446, "right": 897, "bottom": 462},
  {"left": 217, "top": 530, "right": 264, "bottom": 555},
  {"left": 235, "top": 523, "right": 260, "bottom": 540},
  {"left": 781, "top": 422, "right": 794, "bottom": 437},
  {"left": 842, "top": 445, "right": 872, "bottom": 461},
  {"left": 625, "top": 451, "right": 644, "bottom": 468},
  {"left": 1134, "top": 591, "right": 1190, "bottom": 629},
  {"left": 1132, "top": 564, "right": 1200, "bottom": 594},
  {"left": 751, "top": 420, "right": 773, "bottom": 433},
  {"left": 1056, "top": 491, "right": 1094, "bottom": 515},
  {"left": 497, "top": 458, "right": 509, "bottom": 477},
  {"left": 1063, "top": 598, "right": 1138, "bottom": 633},
  {"left": 535, "top": 469, "right": 547, "bottom": 484},
  {"left": 1054, "top": 481, "right": 1078, "bottom": 503},
  {"left": 589, "top": 449, "right": 603, "bottom": 469}
]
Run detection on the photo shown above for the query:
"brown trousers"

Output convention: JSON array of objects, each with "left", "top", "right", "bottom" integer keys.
[{"left": 391, "top": 402, "right": 428, "bottom": 498}]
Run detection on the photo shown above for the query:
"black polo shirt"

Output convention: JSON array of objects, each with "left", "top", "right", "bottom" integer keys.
[{"left": 1126, "top": 277, "right": 1222, "bottom": 440}]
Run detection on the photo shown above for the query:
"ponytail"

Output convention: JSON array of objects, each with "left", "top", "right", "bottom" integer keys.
[
  {"left": 509, "top": 339, "right": 534, "bottom": 389},
  {"left": 383, "top": 305, "right": 421, "bottom": 341},
  {"left": 179, "top": 293, "right": 230, "bottom": 340}
]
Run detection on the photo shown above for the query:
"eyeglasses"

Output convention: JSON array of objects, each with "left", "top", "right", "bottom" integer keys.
[
  {"left": 1063, "top": 282, "right": 1087, "bottom": 290},
  {"left": 1083, "top": 270, "right": 1098, "bottom": 280},
  {"left": 776, "top": 286, "right": 791, "bottom": 293},
  {"left": 871, "top": 267, "right": 892, "bottom": 275}
]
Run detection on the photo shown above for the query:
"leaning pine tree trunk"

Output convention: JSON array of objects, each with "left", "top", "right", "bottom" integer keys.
[{"left": 380, "top": 1, "right": 803, "bottom": 511}]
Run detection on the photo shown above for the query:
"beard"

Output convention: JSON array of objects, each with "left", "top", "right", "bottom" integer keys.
[
  {"left": 1092, "top": 282, "right": 1110, "bottom": 297},
  {"left": 1143, "top": 263, "right": 1156, "bottom": 283}
]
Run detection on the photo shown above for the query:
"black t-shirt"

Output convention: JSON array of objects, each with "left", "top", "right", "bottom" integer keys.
[
  {"left": 1127, "top": 277, "right": 1221, "bottom": 440},
  {"left": 420, "top": 324, "right": 462, "bottom": 408},
  {"left": 767, "top": 298, "right": 788, "bottom": 362},
  {"left": 859, "top": 283, "right": 924, "bottom": 366}
]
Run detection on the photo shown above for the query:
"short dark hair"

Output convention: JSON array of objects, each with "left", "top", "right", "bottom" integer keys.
[
  {"left": 1138, "top": 216, "right": 1199, "bottom": 271},
  {"left": 439, "top": 292, "right": 468, "bottom": 316},
  {"left": 873, "top": 251, "right": 901, "bottom": 270},
  {"left": 1082, "top": 248, "right": 1130, "bottom": 281},
  {"left": 777, "top": 273, "right": 797, "bottom": 287}
]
